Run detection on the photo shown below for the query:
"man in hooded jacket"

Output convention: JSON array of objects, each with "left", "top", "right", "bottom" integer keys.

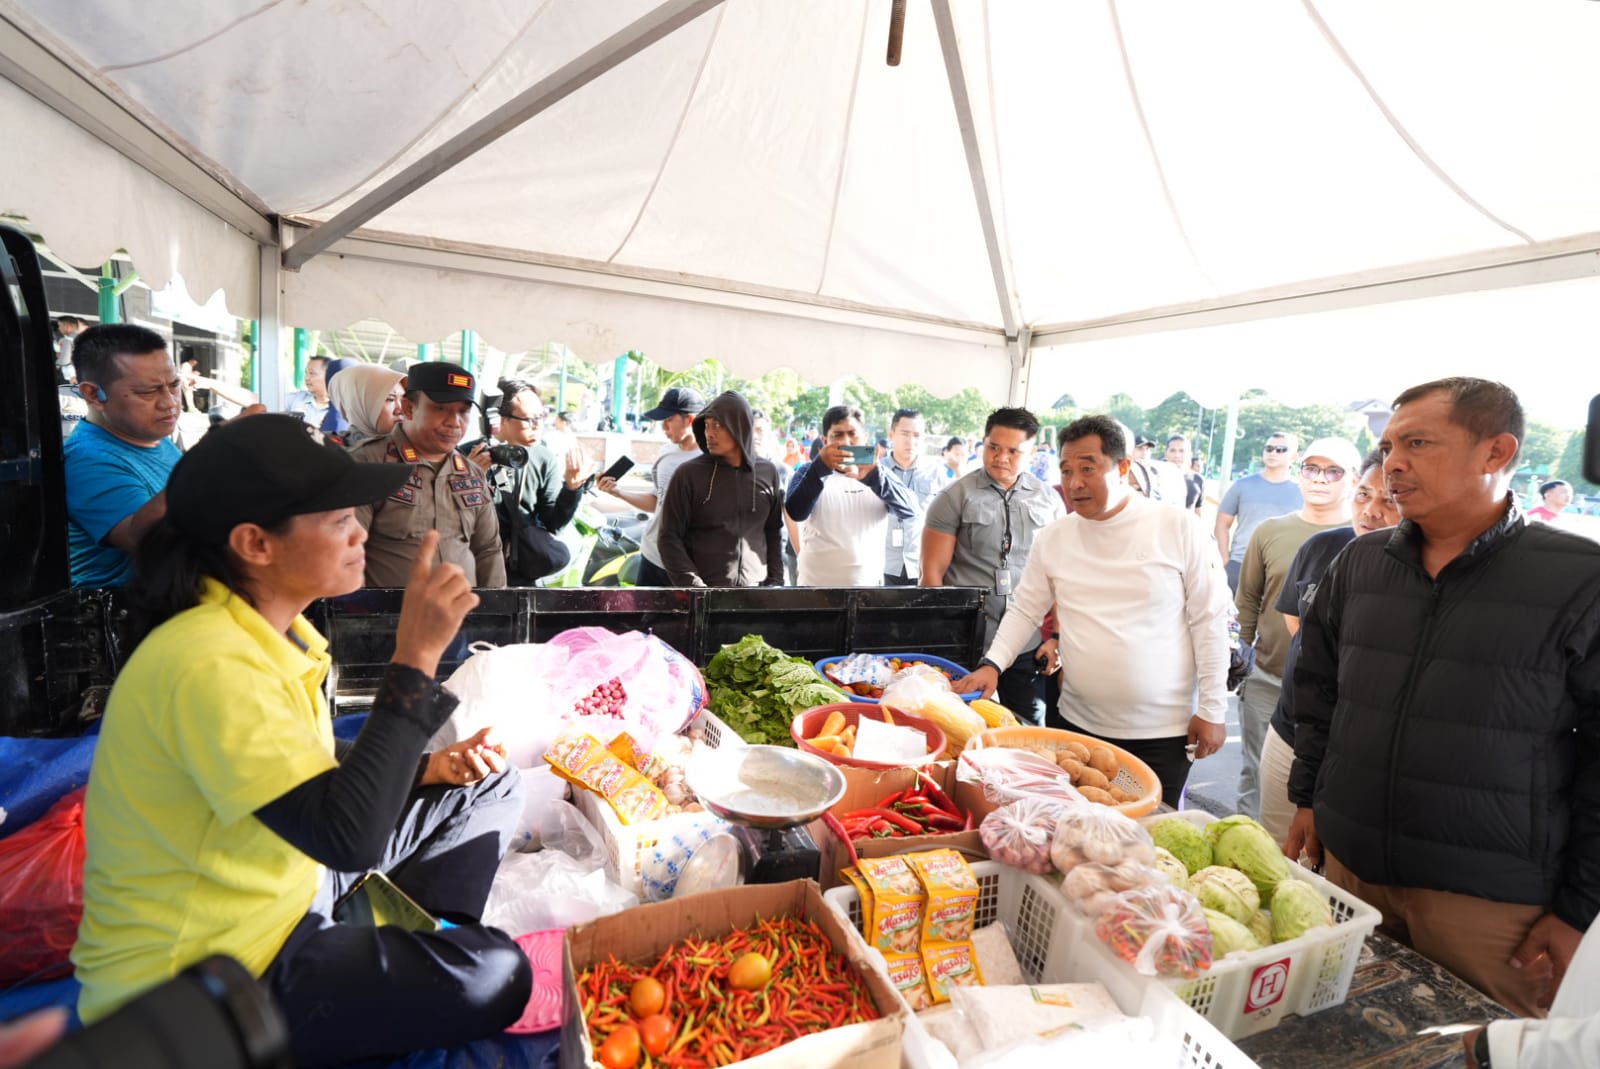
[{"left": 655, "top": 391, "right": 786, "bottom": 587}]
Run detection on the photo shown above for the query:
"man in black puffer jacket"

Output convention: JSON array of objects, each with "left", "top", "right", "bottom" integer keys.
[{"left": 1287, "top": 377, "right": 1600, "bottom": 1018}]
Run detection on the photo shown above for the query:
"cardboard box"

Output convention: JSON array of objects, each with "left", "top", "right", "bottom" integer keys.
[
  {"left": 807, "top": 762, "right": 986, "bottom": 890},
  {"left": 562, "top": 880, "right": 906, "bottom": 1069}
]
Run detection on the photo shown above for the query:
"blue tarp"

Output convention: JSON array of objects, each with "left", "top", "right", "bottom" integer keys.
[
  {"left": 0, "top": 718, "right": 562, "bottom": 1069},
  {"left": 0, "top": 735, "right": 97, "bottom": 841}
]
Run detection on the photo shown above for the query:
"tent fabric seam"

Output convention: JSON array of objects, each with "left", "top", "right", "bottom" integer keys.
[
  {"left": 607, "top": 4, "right": 728, "bottom": 264},
  {"left": 1299, "top": 0, "right": 1534, "bottom": 246},
  {"left": 813, "top": 0, "right": 870, "bottom": 296},
  {"left": 100, "top": 0, "right": 284, "bottom": 73},
  {"left": 1106, "top": 0, "right": 1217, "bottom": 294}
]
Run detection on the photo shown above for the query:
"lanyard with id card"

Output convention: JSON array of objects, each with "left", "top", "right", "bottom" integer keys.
[{"left": 993, "top": 484, "right": 1015, "bottom": 596}]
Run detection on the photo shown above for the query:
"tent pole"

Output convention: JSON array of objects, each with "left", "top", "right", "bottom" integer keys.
[
  {"left": 611, "top": 354, "right": 628, "bottom": 427},
  {"left": 96, "top": 261, "right": 119, "bottom": 324},
  {"left": 1219, "top": 396, "right": 1241, "bottom": 495},
  {"left": 255, "top": 238, "right": 284, "bottom": 412},
  {"left": 292, "top": 328, "right": 310, "bottom": 388}
]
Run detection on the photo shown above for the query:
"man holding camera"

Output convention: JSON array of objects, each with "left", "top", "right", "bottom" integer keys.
[
  {"left": 484, "top": 378, "right": 595, "bottom": 584},
  {"left": 350, "top": 363, "right": 506, "bottom": 588}
]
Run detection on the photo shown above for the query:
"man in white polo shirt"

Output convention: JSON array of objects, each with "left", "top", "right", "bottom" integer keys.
[{"left": 955, "top": 414, "right": 1232, "bottom": 805}]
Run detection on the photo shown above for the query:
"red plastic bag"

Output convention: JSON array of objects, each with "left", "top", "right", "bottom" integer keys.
[{"left": 0, "top": 787, "right": 87, "bottom": 983}]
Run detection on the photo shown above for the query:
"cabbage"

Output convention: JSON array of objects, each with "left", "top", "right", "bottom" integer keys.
[
  {"left": 1148, "top": 817, "right": 1212, "bottom": 876},
  {"left": 1248, "top": 909, "right": 1273, "bottom": 947},
  {"left": 1210, "top": 816, "right": 1292, "bottom": 900},
  {"left": 1204, "top": 908, "right": 1261, "bottom": 958},
  {"left": 1150, "top": 847, "right": 1190, "bottom": 891},
  {"left": 1269, "top": 879, "right": 1335, "bottom": 942},
  {"left": 1189, "top": 865, "right": 1259, "bottom": 925}
]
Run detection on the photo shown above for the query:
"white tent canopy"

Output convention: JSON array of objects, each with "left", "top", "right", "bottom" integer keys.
[{"left": 3, "top": 0, "right": 1598, "bottom": 417}]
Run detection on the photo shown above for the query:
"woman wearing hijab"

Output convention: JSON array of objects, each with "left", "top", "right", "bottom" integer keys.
[
  {"left": 328, "top": 362, "right": 405, "bottom": 447},
  {"left": 71, "top": 415, "right": 531, "bottom": 1066}
]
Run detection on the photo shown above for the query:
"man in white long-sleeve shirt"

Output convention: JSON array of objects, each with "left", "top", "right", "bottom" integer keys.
[{"left": 954, "top": 415, "right": 1232, "bottom": 805}]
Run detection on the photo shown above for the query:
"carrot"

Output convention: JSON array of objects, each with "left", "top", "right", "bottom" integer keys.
[{"left": 819, "top": 710, "right": 847, "bottom": 738}]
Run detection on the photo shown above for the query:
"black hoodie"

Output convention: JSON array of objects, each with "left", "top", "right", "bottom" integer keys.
[{"left": 655, "top": 391, "right": 785, "bottom": 587}]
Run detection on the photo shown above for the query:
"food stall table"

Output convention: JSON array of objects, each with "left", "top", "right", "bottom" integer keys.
[{"left": 1237, "top": 932, "right": 1512, "bottom": 1068}]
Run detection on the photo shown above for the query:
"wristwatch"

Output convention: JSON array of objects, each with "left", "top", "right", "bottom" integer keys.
[{"left": 1473, "top": 1028, "right": 1491, "bottom": 1068}]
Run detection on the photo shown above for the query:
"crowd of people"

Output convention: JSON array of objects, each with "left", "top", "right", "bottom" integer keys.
[{"left": 50, "top": 321, "right": 1600, "bottom": 1066}]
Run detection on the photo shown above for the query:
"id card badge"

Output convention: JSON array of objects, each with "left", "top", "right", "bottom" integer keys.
[{"left": 994, "top": 566, "right": 1013, "bottom": 596}]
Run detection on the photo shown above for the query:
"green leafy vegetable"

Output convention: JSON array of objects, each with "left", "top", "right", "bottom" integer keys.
[{"left": 704, "top": 635, "right": 846, "bottom": 746}]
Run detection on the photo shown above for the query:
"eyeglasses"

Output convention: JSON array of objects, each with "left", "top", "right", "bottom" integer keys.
[
  {"left": 503, "top": 412, "right": 544, "bottom": 426},
  {"left": 1264, "top": 445, "right": 1292, "bottom": 454},
  {"left": 1299, "top": 463, "right": 1346, "bottom": 482}
]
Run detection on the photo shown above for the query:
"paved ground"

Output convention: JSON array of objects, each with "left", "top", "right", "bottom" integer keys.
[{"left": 1179, "top": 692, "right": 1244, "bottom": 817}]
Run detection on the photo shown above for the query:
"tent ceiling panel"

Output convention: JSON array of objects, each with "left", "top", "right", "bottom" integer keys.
[{"left": 1310, "top": 0, "right": 1600, "bottom": 241}]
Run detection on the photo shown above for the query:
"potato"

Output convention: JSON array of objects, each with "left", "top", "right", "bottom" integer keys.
[
  {"left": 1088, "top": 746, "right": 1119, "bottom": 779},
  {"left": 1079, "top": 786, "right": 1117, "bottom": 806},
  {"left": 1107, "top": 786, "right": 1133, "bottom": 803},
  {"left": 1057, "top": 754, "right": 1085, "bottom": 778},
  {"left": 1062, "top": 741, "right": 1092, "bottom": 764},
  {"left": 1074, "top": 766, "right": 1110, "bottom": 791}
]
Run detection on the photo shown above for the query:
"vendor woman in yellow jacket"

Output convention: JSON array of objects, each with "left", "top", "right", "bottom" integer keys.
[{"left": 71, "top": 415, "right": 531, "bottom": 1067}]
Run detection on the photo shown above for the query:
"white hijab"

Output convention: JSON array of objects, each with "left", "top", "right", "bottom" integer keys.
[{"left": 328, "top": 363, "right": 404, "bottom": 441}]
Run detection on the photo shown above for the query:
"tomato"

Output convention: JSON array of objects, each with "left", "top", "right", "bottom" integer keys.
[
  {"left": 727, "top": 951, "right": 773, "bottom": 991},
  {"left": 629, "top": 976, "right": 665, "bottom": 1018},
  {"left": 599, "top": 1024, "right": 641, "bottom": 1069},
  {"left": 639, "top": 1013, "right": 675, "bottom": 1057}
]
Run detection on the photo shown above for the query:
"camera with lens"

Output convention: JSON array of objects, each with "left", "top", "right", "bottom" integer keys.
[
  {"left": 22, "top": 954, "right": 291, "bottom": 1069},
  {"left": 487, "top": 443, "right": 528, "bottom": 468}
]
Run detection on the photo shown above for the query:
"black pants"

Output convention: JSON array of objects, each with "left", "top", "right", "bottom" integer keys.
[
  {"left": 997, "top": 655, "right": 1047, "bottom": 727},
  {"left": 883, "top": 570, "right": 917, "bottom": 587},
  {"left": 1058, "top": 716, "right": 1193, "bottom": 809},
  {"left": 636, "top": 555, "right": 673, "bottom": 586},
  {"left": 263, "top": 769, "right": 532, "bottom": 1067}
]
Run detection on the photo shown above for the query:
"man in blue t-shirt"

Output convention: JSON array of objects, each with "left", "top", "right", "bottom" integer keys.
[
  {"left": 64, "top": 324, "right": 184, "bottom": 586},
  {"left": 1214, "top": 432, "right": 1303, "bottom": 593}
]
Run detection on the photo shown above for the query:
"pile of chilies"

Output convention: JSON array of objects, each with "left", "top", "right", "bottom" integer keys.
[
  {"left": 835, "top": 770, "right": 971, "bottom": 840},
  {"left": 579, "top": 914, "right": 879, "bottom": 1068}
]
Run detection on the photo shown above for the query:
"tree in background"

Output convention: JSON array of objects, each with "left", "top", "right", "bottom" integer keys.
[{"left": 1555, "top": 431, "right": 1600, "bottom": 496}]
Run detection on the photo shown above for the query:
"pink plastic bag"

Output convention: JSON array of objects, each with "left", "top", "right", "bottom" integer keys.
[{"left": 546, "top": 628, "right": 706, "bottom": 743}]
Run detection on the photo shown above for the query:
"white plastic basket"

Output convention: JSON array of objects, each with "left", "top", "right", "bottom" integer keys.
[
  {"left": 571, "top": 708, "right": 741, "bottom": 895},
  {"left": 1133, "top": 809, "right": 1383, "bottom": 1039},
  {"left": 823, "top": 860, "right": 1252, "bottom": 1069}
]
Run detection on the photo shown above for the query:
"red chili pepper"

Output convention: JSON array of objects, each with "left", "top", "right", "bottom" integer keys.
[
  {"left": 859, "top": 806, "right": 924, "bottom": 833},
  {"left": 926, "top": 812, "right": 965, "bottom": 831},
  {"left": 918, "top": 770, "right": 958, "bottom": 814}
]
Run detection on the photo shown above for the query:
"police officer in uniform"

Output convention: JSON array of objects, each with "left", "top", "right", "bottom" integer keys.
[{"left": 351, "top": 363, "right": 507, "bottom": 588}]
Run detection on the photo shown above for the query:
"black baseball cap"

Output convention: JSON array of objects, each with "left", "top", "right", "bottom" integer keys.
[
  {"left": 1134, "top": 433, "right": 1157, "bottom": 448},
  {"left": 404, "top": 361, "right": 478, "bottom": 405},
  {"left": 642, "top": 387, "right": 706, "bottom": 421},
  {"left": 167, "top": 415, "right": 409, "bottom": 545}
]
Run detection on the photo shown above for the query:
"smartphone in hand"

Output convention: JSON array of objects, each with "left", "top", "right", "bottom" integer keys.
[
  {"left": 602, "top": 455, "right": 636, "bottom": 481},
  {"left": 843, "top": 444, "right": 876, "bottom": 466}
]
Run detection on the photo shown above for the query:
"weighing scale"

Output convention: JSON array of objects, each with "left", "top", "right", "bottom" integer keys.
[{"left": 687, "top": 745, "right": 846, "bottom": 884}]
